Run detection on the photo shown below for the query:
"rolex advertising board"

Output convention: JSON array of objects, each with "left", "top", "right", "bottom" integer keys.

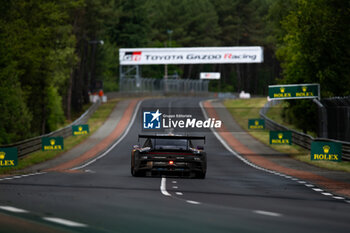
[
  {"left": 42, "top": 137, "right": 64, "bottom": 151},
  {"left": 311, "top": 141, "right": 342, "bottom": 162},
  {"left": 268, "top": 84, "right": 319, "bottom": 100},
  {"left": 72, "top": 125, "right": 89, "bottom": 136},
  {"left": 269, "top": 131, "right": 292, "bottom": 145},
  {"left": 248, "top": 119, "right": 265, "bottom": 130},
  {"left": 0, "top": 147, "right": 17, "bottom": 167}
]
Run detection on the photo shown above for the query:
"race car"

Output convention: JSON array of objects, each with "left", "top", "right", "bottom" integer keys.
[{"left": 131, "top": 134, "right": 206, "bottom": 178}]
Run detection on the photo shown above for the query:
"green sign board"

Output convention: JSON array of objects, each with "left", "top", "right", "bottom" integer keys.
[
  {"left": 311, "top": 141, "right": 342, "bottom": 162},
  {"left": 269, "top": 131, "right": 292, "bottom": 145},
  {"left": 268, "top": 83, "right": 319, "bottom": 100},
  {"left": 0, "top": 147, "right": 18, "bottom": 167},
  {"left": 42, "top": 137, "right": 64, "bottom": 151},
  {"left": 72, "top": 124, "right": 89, "bottom": 136},
  {"left": 248, "top": 119, "right": 265, "bottom": 130}
]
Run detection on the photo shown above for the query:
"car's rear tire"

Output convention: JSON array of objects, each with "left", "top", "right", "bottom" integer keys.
[
  {"left": 131, "top": 166, "right": 143, "bottom": 177},
  {"left": 196, "top": 171, "right": 206, "bottom": 179},
  {"left": 131, "top": 151, "right": 144, "bottom": 177}
]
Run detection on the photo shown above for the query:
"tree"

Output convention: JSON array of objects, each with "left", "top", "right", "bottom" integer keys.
[
  {"left": 212, "top": 0, "right": 274, "bottom": 94},
  {"left": 275, "top": 0, "right": 350, "bottom": 133},
  {"left": 277, "top": 0, "right": 350, "bottom": 97},
  {"left": 0, "top": 0, "right": 81, "bottom": 142}
]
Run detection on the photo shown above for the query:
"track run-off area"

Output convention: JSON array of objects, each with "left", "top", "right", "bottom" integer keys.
[{"left": 0, "top": 97, "right": 349, "bottom": 233}]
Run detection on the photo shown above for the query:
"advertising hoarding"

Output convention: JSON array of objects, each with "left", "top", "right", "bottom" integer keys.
[
  {"left": 0, "top": 148, "right": 17, "bottom": 167},
  {"left": 269, "top": 131, "right": 292, "bottom": 145},
  {"left": 248, "top": 119, "right": 265, "bottom": 130},
  {"left": 72, "top": 125, "right": 89, "bottom": 136},
  {"left": 120, "top": 47, "right": 263, "bottom": 65},
  {"left": 311, "top": 141, "right": 342, "bottom": 162},
  {"left": 268, "top": 84, "right": 320, "bottom": 100},
  {"left": 42, "top": 137, "right": 64, "bottom": 151},
  {"left": 200, "top": 73, "right": 221, "bottom": 80}
]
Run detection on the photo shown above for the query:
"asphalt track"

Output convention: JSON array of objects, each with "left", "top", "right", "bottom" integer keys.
[{"left": 0, "top": 97, "right": 350, "bottom": 233}]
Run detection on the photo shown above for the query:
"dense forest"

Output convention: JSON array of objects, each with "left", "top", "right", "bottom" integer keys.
[{"left": 0, "top": 0, "right": 349, "bottom": 144}]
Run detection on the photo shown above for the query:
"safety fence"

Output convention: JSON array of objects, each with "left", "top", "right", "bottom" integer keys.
[
  {"left": 119, "top": 78, "right": 209, "bottom": 93},
  {"left": 322, "top": 96, "right": 350, "bottom": 142},
  {"left": 2, "top": 101, "right": 101, "bottom": 158},
  {"left": 260, "top": 100, "right": 350, "bottom": 161}
]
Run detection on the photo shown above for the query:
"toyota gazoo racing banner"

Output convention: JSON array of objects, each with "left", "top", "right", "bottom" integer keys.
[{"left": 119, "top": 47, "right": 263, "bottom": 65}]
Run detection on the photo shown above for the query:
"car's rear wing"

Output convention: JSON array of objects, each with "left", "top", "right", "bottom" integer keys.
[{"left": 138, "top": 134, "right": 205, "bottom": 143}]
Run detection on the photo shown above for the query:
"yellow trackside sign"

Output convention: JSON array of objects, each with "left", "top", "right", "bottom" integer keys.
[
  {"left": 311, "top": 141, "right": 342, "bottom": 162},
  {"left": 42, "top": 137, "right": 64, "bottom": 151},
  {"left": 0, "top": 148, "right": 18, "bottom": 167}
]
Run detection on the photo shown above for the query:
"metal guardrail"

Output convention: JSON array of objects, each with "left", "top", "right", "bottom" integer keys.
[
  {"left": 260, "top": 100, "right": 350, "bottom": 161},
  {"left": 2, "top": 101, "right": 101, "bottom": 158}
]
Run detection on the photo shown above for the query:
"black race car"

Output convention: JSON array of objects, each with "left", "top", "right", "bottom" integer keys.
[{"left": 131, "top": 134, "right": 206, "bottom": 178}]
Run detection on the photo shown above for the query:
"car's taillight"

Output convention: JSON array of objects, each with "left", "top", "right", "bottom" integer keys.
[{"left": 169, "top": 161, "right": 174, "bottom": 165}]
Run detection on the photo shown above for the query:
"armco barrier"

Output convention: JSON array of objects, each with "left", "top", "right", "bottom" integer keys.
[
  {"left": 2, "top": 101, "right": 100, "bottom": 158},
  {"left": 260, "top": 100, "right": 350, "bottom": 161}
]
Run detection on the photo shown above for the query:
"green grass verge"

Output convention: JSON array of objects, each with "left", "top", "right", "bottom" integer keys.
[
  {"left": 0, "top": 99, "right": 120, "bottom": 174},
  {"left": 223, "top": 98, "right": 350, "bottom": 173}
]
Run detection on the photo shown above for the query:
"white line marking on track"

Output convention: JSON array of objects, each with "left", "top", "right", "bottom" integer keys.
[
  {"left": 0, "top": 172, "right": 46, "bottom": 182},
  {"left": 305, "top": 184, "right": 314, "bottom": 187},
  {"left": 253, "top": 210, "right": 282, "bottom": 217},
  {"left": 298, "top": 181, "right": 306, "bottom": 184},
  {"left": 333, "top": 196, "right": 345, "bottom": 200},
  {"left": 186, "top": 200, "right": 200, "bottom": 205},
  {"left": 0, "top": 206, "right": 29, "bottom": 213},
  {"left": 200, "top": 100, "right": 302, "bottom": 185},
  {"left": 199, "top": 102, "right": 267, "bottom": 171},
  {"left": 160, "top": 177, "right": 171, "bottom": 197},
  {"left": 71, "top": 100, "right": 143, "bottom": 170},
  {"left": 199, "top": 100, "right": 349, "bottom": 205},
  {"left": 176, "top": 192, "right": 183, "bottom": 196},
  {"left": 322, "top": 192, "right": 332, "bottom": 196},
  {"left": 172, "top": 181, "right": 177, "bottom": 184},
  {"left": 84, "top": 169, "right": 96, "bottom": 173},
  {"left": 43, "top": 217, "right": 87, "bottom": 227},
  {"left": 0, "top": 100, "right": 141, "bottom": 181},
  {"left": 172, "top": 186, "right": 178, "bottom": 189}
]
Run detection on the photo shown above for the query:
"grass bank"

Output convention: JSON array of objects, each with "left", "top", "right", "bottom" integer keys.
[
  {"left": 223, "top": 98, "right": 350, "bottom": 173},
  {"left": 0, "top": 99, "right": 120, "bottom": 174}
]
